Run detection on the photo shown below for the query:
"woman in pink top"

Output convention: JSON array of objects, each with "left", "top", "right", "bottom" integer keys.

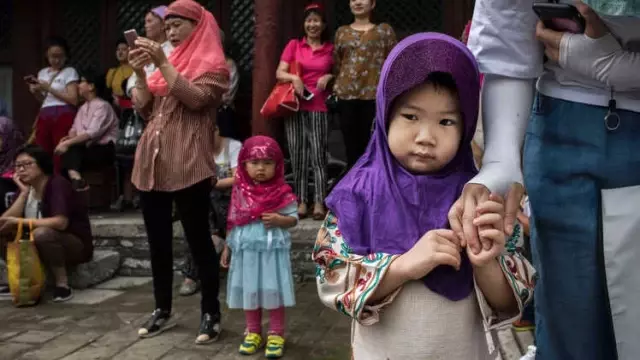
[
  {"left": 56, "top": 70, "right": 118, "bottom": 191},
  {"left": 276, "top": 3, "right": 334, "bottom": 219}
]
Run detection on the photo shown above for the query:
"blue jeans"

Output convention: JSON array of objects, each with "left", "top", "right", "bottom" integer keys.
[{"left": 524, "top": 93, "right": 640, "bottom": 359}]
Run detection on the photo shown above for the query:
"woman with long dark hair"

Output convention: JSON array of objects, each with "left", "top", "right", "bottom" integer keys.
[{"left": 276, "top": 3, "right": 334, "bottom": 219}]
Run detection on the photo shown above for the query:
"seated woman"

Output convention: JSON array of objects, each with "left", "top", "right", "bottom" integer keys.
[
  {"left": 55, "top": 70, "right": 118, "bottom": 191},
  {"left": 0, "top": 145, "right": 93, "bottom": 302}
]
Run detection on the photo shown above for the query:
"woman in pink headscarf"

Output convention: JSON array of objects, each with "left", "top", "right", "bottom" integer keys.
[{"left": 127, "top": 0, "right": 229, "bottom": 344}]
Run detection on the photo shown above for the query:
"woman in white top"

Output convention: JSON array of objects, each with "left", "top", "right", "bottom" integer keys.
[
  {"left": 25, "top": 37, "right": 79, "bottom": 174},
  {"left": 449, "top": 1, "right": 640, "bottom": 359}
]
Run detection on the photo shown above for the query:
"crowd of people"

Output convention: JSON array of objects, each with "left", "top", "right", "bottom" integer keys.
[{"left": 0, "top": 0, "right": 638, "bottom": 359}]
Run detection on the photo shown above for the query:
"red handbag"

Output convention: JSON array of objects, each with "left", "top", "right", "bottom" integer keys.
[{"left": 260, "top": 43, "right": 302, "bottom": 119}]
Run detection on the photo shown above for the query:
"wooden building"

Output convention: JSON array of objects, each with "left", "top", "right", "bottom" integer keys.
[{"left": 0, "top": 0, "right": 474, "bottom": 137}]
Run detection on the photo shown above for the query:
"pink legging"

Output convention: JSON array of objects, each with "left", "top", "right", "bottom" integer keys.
[{"left": 245, "top": 307, "right": 285, "bottom": 336}]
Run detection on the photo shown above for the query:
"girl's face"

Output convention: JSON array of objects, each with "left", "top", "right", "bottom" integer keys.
[
  {"left": 116, "top": 43, "right": 129, "bottom": 63},
  {"left": 387, "top": 83, "right": 463, "bottom": 174},
  {"left": 245, "top": 159, "right": 276, "bottom": 183},
  {"left": 304, "top": 12, "right": 326, "bottom": 40},
  {"left": 15, "top": 154, "right": 43, "bottom": 185},
  {"left": 78, "top": 77, "right": 94, "bottom": 99},
  {"left": 350, "top": 0, "right": 375, "bottom": 17},
  {"left": 145, "top": 12, "right": 165, "bottom": 40},
  {"left": 166, "top": 18, "right": 196, "bottom": 48},
  {"left": 46, "top": 45, "right": 67, "bottom": 70}
]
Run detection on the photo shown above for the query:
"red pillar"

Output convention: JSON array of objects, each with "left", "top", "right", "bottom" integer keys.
[{"left": 251, "top": 0, "right": 283, "bottom": 136}]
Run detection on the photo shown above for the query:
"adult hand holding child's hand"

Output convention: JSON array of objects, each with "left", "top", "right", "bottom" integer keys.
[
  {"left": 397, "top": 229, "right": 462, "bottom": 280},
  {"left": 466, "top": 194, "right": 507, "bottom": 267}
]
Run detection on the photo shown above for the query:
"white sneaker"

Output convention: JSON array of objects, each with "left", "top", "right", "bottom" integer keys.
[{"left": 520, "top": 345, "right": 537, "bottom": 360}]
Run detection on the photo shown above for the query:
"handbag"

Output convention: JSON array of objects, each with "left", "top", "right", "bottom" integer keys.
[
  {"left": 260, "top": 41, "right": 302, "bottom": 119},
  {"left": 7, "top": 219, "right": 46, "bottom": 307},
  {"left": 116, "top": 110, "right": 144, "bottom": 154},
  {"left": 27, "top": 69, "right": 65, "bottom": 144}
]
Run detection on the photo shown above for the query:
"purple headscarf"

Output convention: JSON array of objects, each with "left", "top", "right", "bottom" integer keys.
[{"left": 325, "top": 33, "right": 481, "bottom": 301}]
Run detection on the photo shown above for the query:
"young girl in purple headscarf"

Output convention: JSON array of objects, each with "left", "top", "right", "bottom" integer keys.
[{"left": 312, "top": 33, "right": 535, "bottom": 359}]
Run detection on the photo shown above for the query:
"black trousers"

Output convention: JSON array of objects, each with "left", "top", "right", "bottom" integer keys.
[
  {"left": 60, "top": 142, "right": 115, "bottom": 173},
  {"left": 140, "top": 179, "right": 220, "bottom": 316},
  {"left": 338, "top": 99, "right": 376, "bottom": 168}
]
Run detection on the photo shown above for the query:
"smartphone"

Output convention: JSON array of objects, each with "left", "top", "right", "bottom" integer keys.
[
  {"left": 533, "top": 3, "right": 586, "bottom": 34},
  {"left": 24, "top": 75, "right": 38, "bottom": 85},
  {"left": 124, "top": 29, "right": 139, "bottom": 48},
  {"left": 302, "top": 88, "right": 314, "bottom": 101}
]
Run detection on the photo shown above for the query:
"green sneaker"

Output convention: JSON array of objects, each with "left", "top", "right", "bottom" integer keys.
[
  {"left": 265, "top": 334, "right": 285, "bottom": 358},
  {"left": 238, "top": 332, "right": 263, "bottom": 355}
]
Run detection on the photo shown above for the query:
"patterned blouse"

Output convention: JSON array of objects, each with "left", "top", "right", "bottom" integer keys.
[
  {"left": 131, "top": 72, "right": 228, "bottom": 192},
  {"left": 313, "top": 211, "right": 535, "bottom": 333},
  {"left": 333, "top": 23, "right": 397, "bottom": 101}
]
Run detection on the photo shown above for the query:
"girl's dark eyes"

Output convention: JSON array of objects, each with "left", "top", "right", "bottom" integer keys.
[
  {"left": 401, "top": 113, "right": 418, "bottom": 121},
  {"left": 440, "top": 119, "right": 456, "bottom": 126}
]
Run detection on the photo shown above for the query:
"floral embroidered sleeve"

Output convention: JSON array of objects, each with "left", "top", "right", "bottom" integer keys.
[
  {"left": 313, "top": 211, "right": 401, "bottom": 325},
  {"left": 475, "top": 222, "right": 536, "bottom": 331}
]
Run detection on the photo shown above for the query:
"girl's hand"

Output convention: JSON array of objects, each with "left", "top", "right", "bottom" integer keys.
[
  {"left": 261, "top": 213, "right": 281, "bottom": 228},
  {"left": 468, "top": 194, "right": 507, "bottom": 267},
  {"left": 220, "top": 244, "right": 230, "bottom": 268},
  {"left": 291, "top": 76, "right": 305, "bottom": 96},
  {"left": 135, "top": 37, "right": 168, "bottom": 68},
  {"left": 396, "top": 229, "right": 462, "bottom": 280},
  {"left": 316, "top": 74, "right": 333, "bottom": 91},
  {"left": 128, "top": 48, "right": 151, "bottom": 75}
]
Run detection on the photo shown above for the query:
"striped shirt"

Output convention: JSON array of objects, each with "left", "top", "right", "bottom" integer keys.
[{"left": 131, "top": 72, "right": 228, "bottom": 192}]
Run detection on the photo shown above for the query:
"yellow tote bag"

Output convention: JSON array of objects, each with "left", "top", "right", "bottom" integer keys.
[{"left": 7, "top": 220, "right": 46, "bottom": 307}]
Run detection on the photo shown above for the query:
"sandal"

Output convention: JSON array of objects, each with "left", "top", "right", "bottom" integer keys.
[{"left": 312, "top": 204, "right": 326, "bottom": 220}]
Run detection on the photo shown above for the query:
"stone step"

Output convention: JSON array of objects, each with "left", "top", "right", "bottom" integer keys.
[
  {"left": 90, "top": 213, "right": 322, "bottom": 281},
  {"left": 0, "top": 250, "right": 121, "bottom": 290}
]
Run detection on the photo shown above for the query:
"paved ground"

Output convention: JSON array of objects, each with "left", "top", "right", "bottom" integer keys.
[{"left": 0, "top": 277, "right": 352, "bottom": 360}]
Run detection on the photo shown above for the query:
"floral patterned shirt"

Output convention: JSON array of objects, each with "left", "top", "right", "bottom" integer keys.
[
  {"left": 313, "top": 211, "right": 535, "bottom": 330},
  {"left": 333, "top": 23, "right": 397, "bottom": 101}
]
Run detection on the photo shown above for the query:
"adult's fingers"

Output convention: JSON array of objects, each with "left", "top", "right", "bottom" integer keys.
[
  {"left": 574, "top": 1, "right": 607, "bottom": 39},
  {"left": 504, "top": 183, "right": 525, "bottom": 236},
  {"left": 535, "top": 21, "right": 563, "bottom": 49}
]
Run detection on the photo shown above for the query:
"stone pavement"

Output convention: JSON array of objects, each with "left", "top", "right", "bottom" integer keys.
[{"left": 0, "top": 277, "right": 352, "bottom": 360}]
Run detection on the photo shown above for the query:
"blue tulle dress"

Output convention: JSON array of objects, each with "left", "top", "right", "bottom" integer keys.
[{"left": 226, "top": 202, "right": 297, "bottom": 310}]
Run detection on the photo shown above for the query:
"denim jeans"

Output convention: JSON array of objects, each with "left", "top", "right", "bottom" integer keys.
[{"left": 524, "top": 93, "right": 640, "bottom": 359}]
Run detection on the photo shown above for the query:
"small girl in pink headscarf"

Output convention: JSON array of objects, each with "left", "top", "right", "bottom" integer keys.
[{"left": 221, "top": 135, "right": 298, "bottom": 358}]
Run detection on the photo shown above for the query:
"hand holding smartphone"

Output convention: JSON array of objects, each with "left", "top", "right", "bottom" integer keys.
[
  {"left": 24, "top": 75, "right": 38, "bottom": 85},
  {"left": 301, "top": 88, "right": 314, "bottom": 101},
  {"left": 533, "top": 3, "right": 586, "bottom": 34}
]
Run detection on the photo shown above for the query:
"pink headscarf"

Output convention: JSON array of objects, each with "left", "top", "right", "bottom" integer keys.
[
  {"left": 227, "top": 136, "right": 297, "bottom": 230},
  {"left": 147, "top": 0, "right": 228, "bottom": 96}
]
